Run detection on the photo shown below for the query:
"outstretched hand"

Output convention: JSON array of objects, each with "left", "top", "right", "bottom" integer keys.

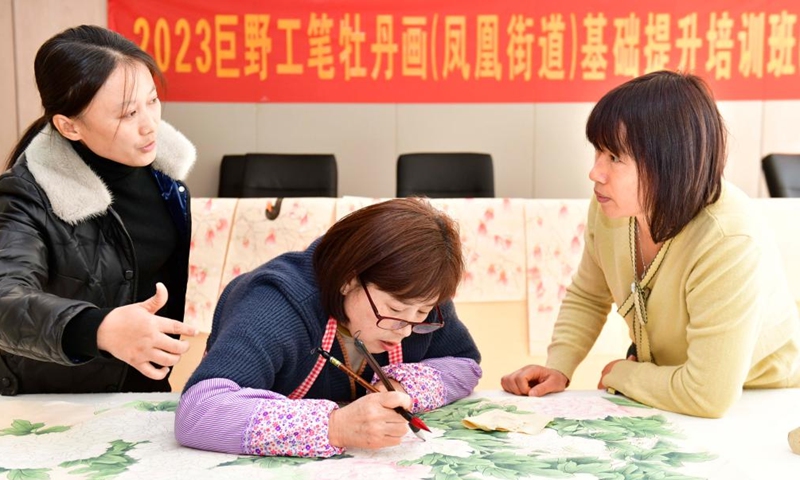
[
  {"left": 328, "top": 391, "right": 412, "bottom": 449},
  {"left": 97, "top": 283, "right": 197, "bottom": 380},
  {"left": 500, "top": 364, "right": 569, "bottom": 397}
]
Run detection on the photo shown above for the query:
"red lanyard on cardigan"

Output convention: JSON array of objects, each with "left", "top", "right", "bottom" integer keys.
[{"left": 288, "top": 317, "right": 403, "bottom": 399}]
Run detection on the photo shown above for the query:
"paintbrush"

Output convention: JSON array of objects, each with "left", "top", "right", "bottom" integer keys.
[
  {"left": 314, "top": 347, "right": 428, "bottom": 440},
  {"left": 352, "top": 337, "right": 433, "bottom": 435}
]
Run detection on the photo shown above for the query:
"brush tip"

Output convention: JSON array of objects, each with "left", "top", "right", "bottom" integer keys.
[{"left": 410, "top": 417, "right": 431, "bottom": 432}]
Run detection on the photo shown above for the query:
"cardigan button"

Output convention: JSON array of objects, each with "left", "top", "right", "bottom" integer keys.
[
  {"left": 124, "top": 270, "right": 134, "bottom": 280},
  {"left": 1, "top": 377, "right": 10, "bottom": 388}
]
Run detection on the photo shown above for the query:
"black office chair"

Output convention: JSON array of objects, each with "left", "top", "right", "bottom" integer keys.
[
  {"left": 218, "top": 153, "right": 337, "bottom": 198},
  {"left": 396, "top": 152, "right": 494, "bottom": 198},
  {"left": 762, "top": 153, "right": 800, "bottom": 197}
]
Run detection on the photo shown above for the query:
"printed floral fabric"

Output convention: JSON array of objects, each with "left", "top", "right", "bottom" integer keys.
[
  {"left": 184, "top": 198, "right": 237, "bottom": 333},
  {"left": 221, "top": 198, "right": 337, "bottom": 292},
  {"left": 376, "top": 363, "right": 446, "bottom": 413},
  {"left": 430, "top": 198, "right": 527, "bottom": 303},
  {"left": 243, "top": 398, "right": 344, "bottom": 458}
]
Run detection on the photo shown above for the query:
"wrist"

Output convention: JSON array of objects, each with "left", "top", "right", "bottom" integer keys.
[{"left": 327, "top": 408, "right": 342, "bottom": 447}]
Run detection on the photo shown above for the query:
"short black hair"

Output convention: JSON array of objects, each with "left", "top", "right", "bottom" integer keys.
[{"left": 586, "top": 70, "right": 727, "bottom": 242}]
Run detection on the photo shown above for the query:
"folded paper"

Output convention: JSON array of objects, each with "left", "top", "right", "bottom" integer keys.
[{"left": 462, "top": 409, "right": 553, "bottom": 435}]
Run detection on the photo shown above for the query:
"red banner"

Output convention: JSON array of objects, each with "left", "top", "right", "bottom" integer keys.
[{"left": 108, "top": 0, "right": 800, "bottom": 102}]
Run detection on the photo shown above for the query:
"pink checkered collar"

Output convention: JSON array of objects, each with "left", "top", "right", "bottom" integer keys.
[{"left": 288, "top": 317, "right": 403, "bottom": 399}]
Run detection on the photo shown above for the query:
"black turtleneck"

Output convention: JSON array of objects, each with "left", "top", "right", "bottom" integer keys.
[{"left": 62, "top": 141, "right": 179, "bottom": 366}]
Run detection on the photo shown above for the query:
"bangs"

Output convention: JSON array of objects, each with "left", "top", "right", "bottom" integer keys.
[
  {"left": 585, "top": 87, "right": 633, "bottom": 157},
  {"left": 386, "top": 260, "right": 461, "bottom": 305},
  {"left": 368, "top": 226, "right": 463, "bottom": 305}
]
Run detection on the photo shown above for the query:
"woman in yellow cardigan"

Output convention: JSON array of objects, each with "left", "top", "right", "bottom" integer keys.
[{"left": 502, "top": 70, "right": 800, "bottom": 418}]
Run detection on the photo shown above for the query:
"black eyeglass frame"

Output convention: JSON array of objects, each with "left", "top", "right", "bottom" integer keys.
[{"left": 359, "top": 277, "right": 444, "bottom": 334}]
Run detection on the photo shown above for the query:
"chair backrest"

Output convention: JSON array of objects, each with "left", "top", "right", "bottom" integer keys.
[
  {"left": 219, "top": 153, "right": 337, "bottom": 198},
  {"left": 396, "top": 152, "right": 494, "bottom": 198},
  {"left": 762, "top": 153, "right": 800, "bottom": 197}
]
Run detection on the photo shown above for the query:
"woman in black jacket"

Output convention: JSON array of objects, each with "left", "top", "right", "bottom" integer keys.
[{"left": 0, "top": 25, "right": 197, "bottom": 395}]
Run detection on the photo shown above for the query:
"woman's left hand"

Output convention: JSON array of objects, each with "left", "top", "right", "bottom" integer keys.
[{"left": 597, "top": 355, "right": 636, "bottom": 389}]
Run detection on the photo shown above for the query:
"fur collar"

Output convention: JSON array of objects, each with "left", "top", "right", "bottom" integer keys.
[{"left": 25, "top": 121, "right": 196, "bottom": 225}]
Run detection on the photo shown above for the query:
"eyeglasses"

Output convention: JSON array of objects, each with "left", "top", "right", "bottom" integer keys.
[{"left": 359, "top": 278, "right": 444, "bottom": 334}]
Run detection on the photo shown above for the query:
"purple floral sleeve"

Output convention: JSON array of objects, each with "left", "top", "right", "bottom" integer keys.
[
  {"left": 372, "top": 357, "right": 481, "bottom": 413},
  {"left": 244, "top": 398, "right": 344, "bottom": 457},
  {"left": 175, "top": 378, "right": 344, "bottom": 458}
]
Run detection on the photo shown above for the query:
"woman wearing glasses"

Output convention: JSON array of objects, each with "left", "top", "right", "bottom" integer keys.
[{"left": 175, "top": 198, "right": 482, "bottom": 457}]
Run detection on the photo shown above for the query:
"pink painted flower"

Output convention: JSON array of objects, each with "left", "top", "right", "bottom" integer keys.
[
  {"left": 562, "top": 264, "right": 573, "bottom": 277},
  {"left": 558, "top": 284, "right": 567, "bottom": 299},
  {"left": 528, "top": 266, "right": 541, "bottom": 280},
  {"left": 571, "top": 235, "right": 582, "bottom": 253}
]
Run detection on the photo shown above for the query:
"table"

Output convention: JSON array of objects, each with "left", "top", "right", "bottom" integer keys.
[{"left": 1, "top": 389, "right": 798, "bottom": 479}]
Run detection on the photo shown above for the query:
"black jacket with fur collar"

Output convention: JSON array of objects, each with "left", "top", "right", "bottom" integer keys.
[{"left": 0, "top": 121, "right": 195, "bottom": 395}]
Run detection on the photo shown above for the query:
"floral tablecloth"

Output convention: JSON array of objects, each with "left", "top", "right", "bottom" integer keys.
[{"left": 0, "top": 390, "right": 754, "bottom": 480}]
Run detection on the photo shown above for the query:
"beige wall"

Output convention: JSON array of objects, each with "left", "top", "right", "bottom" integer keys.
[
  {"left": 1, "top": 0, "right": 106, "bottom": 160},
  {"left": 0, "top": 0, "right": 17, "bottom": 164}
]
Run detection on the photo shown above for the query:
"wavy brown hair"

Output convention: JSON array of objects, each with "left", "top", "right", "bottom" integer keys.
[{"left": 313, "top": 198, "right": 464, "bottom": 324}]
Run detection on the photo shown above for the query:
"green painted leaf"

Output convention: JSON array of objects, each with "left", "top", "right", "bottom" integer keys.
[
  {"left": 0, "top": 420, "right": 43, "bottom": 436},
  {"left": 88, "top": 454, "right": 129, "bottom": 465},
  {"left": 603, "top": 395, "right": 652, "bottom": 409},
  {"left": 122, "top": 400, "right": 178, "bottom": 412},
  {"left": 662, "top": 451, "right": 718, "bottom": 466},
  {"left": 6, "top": 469, "right": 51, "bottom": 480},
  {"left": 59, "top": 439, "right": 148, "bottom": 480},
  {"left": 33, "top": 425, "right": 70, "bottom": 435},
  {"left": 15, "top": 420, "right": 42, "bottom": 431}
]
